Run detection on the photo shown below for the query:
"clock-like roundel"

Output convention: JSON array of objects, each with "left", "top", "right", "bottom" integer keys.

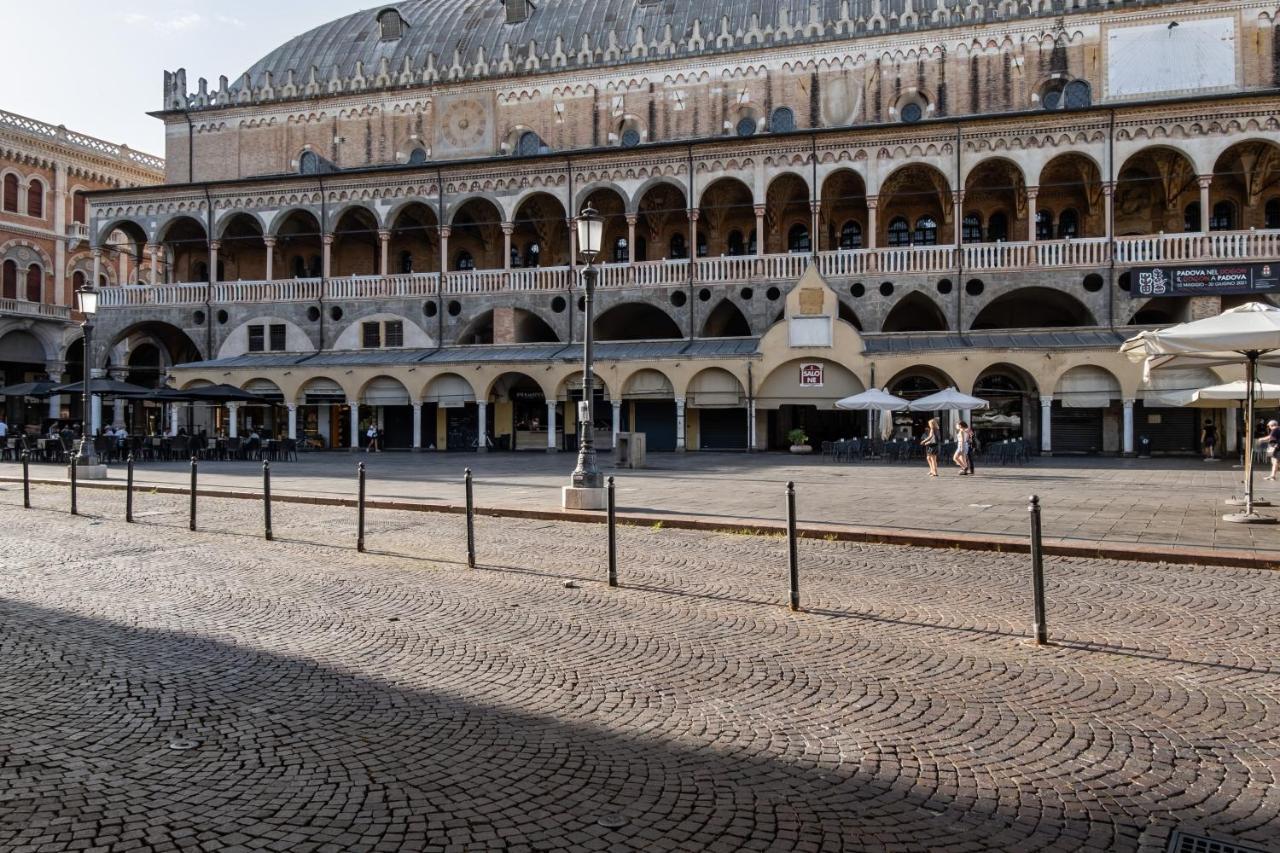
[{"left": 441, "top": 99, "right": 488, "bottom": 149}]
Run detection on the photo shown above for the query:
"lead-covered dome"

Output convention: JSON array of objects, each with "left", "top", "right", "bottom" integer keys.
[{"left": 236, "top": 0, "right": 1008, "bottom": 91}]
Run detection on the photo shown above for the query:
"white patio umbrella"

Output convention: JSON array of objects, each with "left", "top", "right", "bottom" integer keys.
[
  {"left": 907, "top": 387, "right": 991, "bottom": 413},
  {"left": 1162, "top": 380, "right": 1280, "bottom": 409},
  {"left": 835, "top": 388, "right": 908, "bottom": 446},
  {"left": 1121, "top": 301, "right": 1280, "bottom": 523}
]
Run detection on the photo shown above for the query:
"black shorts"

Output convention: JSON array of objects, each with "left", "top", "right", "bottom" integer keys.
[{"left": 924, "top": 445, "right": 938, "bottom": 456}]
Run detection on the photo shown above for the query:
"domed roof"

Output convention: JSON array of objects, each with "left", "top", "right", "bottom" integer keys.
[{"left": 237, "top": 0, "right": 987, "bottom": 90}]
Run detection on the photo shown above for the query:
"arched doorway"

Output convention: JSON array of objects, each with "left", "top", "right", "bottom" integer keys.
[
  {"left": 973, "top": 364, "right": 1039, "bottom": 448},
  {"left": 687, "top": 368, "right": 748, "bottom": 450},
  {"left": 1052, "top": 365, "right": 1121, "bottom": 454},
  {"left": 758, "top": 358, "right": 867, "bottom": 449},
  {"left": 424, "top": 373, "right": 479, "bottom": 451},
  {"left": 359, "top": 375, "right": 413, "bottom": 449},
  {"left": 887, "top": 369, "right": 951, "bottom": 441},
  {"left": 0, "top": 329, "right": 50, "bottom": 429},
  {"left": 297, "top": 377, "right": 348, "bottom": 449},
  {"left": 489, "top": 372, "right": 554, "bottom": 451},
  {"left": 619, "top": 368, "right": 675, "bottom": 451}
]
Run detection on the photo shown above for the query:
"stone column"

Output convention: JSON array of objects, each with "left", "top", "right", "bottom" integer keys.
[
  {"left": 89, "top": 368, "right": 104, "bottom": 436},
  {"left": 169, "top": 404, "right": 180, "bottom": 437},
  {"left": 1026, "top": 187, "right": 1039, "bottom": 242},
  {"left": 675, "top": 397, "right": 686, "bottom": 452},
  {"left": 227, "top": 403, "right": 239, "bottom": 438},
  {"left": 411, "top": 402, "right": 422, "bottom": 450},
  {"left": 348, "top": 401, "right": 360, "bottom": 450},
  {"left": 748, "top": 401, "right": 757, "bottom": 450},
  {"left": 689, "top": 210, "right": 699, "bottom": 259},
  {"left": 611, "top": 399, "right": 622, "bottom": 448},
  {"left": 477, "top": 400, "right": 488, "bottom": 452},
  {"left": 112, "top": 399, "right": 125, "bottom": 430},
  {"left": 809, "top": 200, "right": 821, "bottom": 253},
  {"left": 626, "top": 215, "right": 638, "bottom": 263},
  {"left": 117, "top": 247, "right": 128, "bottom": 284},
  {"left": 439, "top": 227, "right": 451, "bottom": 270},
  {"left": 953, "top": 191, "right": 964, "bottom": 248},
  {"left": 865, "top": 197, "right": 878, "bottom": 250},
  {"left": 1198, "top": 175, "right": 1212, "bottom": 233},
  {"left": 502, "top": 223, "right": 514, "bottom": 270},
  {"left": 147, "top": 245, "right": 161, "bottom": 286},
  {"left": 378, "top": 229, "right": 391, "bottom": 276},
  {"left": 1040, "top": 396, "right": 1053, "bottom": 455},
  {"left": 208, "top": 241, "right": 220, "bottom": 284},
  {"left": 91, "top": 248, "right": 102, "bottom": 290},
  {"left": 322, "top": 235, "right": 334, "bottom": 279},
  {"left": 1102, "top": 182, "right": 1114, "bottom": 241},
  {"left": 287, "top": 405, "right": 298, "bottom": 441},
  {"left": 46, "top": 368, "right": 63, "bottom": 420},
  {"left": 1226, "top": 406, "right": 1238, "bottom": 454},
  {"left": 547, "top": 400, "right": 558, "bottom": 452},
  {"left": 263, "top": 237, "right": 276, "bottom": 281},
  {"left": 1122, "top": 399, "right": 1135, "bottom": 456},
  {"left": 754, "top": 206, "right": 766, "bottom": 256}
]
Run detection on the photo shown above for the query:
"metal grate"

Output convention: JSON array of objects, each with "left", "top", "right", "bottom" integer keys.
[{"left": 1167, "top": 830, "right": 1272, "bottom": 853}]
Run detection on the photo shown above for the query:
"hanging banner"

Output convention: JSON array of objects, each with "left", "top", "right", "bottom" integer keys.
[{"left": 1131, "top": 263, "right": 1280, "bottom": 298}]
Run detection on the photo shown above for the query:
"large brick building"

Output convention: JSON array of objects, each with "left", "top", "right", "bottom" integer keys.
[
  {"left": 0, "top": 109, "right": 163, "bottom": 427},
  {"left": 83, "top": 0, "right": 1280, "bottom": 455}
]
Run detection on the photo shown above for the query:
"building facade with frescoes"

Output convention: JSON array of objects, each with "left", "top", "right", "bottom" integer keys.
[{"left": 82, "top": 0, "right": 1280, "bottom": 455}]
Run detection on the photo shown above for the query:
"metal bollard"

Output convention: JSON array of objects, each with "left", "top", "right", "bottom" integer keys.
[
  {"left": 69, "top": 457, "right": 78, "bottom": 516},
  {"left": 1029, "top": 495, "right": 1048, "bottom": 646},
  {"left": 607, "top": 476, "right": 618, "bottom": 587},
  {"left": 189, "top": 457, "right": 198, "bottom": 531},
  {"left": 21, "top": 451, "right": 30, "bottom": 509},
  {"left": 464, "top": 468, "right": 476, "bottom": 569},
  {"left": 125, "top": 454, "right": 135, "bottom": 523},
  {"left": 263, "top": 461, "right": 273, "bottom": 541},
  {"left": 357, "top": 462, "right": 367, "bottom": 553},
  {"left": 787, "top": 481, "right": 800, "bottom": 612}
]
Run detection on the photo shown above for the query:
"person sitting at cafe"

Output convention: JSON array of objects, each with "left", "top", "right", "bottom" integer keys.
[{"left": 244, "top": 429, "right": 262, "bottom": 455}]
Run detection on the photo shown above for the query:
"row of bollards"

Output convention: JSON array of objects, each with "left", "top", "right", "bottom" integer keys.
[{"left": 24, "top": 459, "right": 1050, "bottom": 644}]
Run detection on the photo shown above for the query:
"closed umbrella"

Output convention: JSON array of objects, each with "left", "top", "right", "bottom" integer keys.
[{"left": 1122, "top": 301, "right": 1280, "bottom": 523}]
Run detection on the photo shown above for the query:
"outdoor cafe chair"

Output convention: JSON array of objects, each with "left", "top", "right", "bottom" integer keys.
[{"left": 280, "top": 438, "right": 299, "bottom": 462}]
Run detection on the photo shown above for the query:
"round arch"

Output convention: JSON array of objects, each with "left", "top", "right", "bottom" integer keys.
[
  {"left": 700, "top": 299, "right": 751, "bottom": 337},
  {"left": 579, "top": 185, "right": 629, "bottom": 263},
  {"left": 877, "top": 163, "right": 952, "bottom": 246},
  {"left": 1115, "top": 146, "right": 1199, "bottom": 235},
  {"left": 448, "top": 196, "right": 504, "bottom": 270},
  {"left": 635, "top": 180, "right": 690, "bottom": 261},
  {"left": 155, "top": 215, "right": 208, "bottom": 246},
  {"left": 421, "top": 372, "right": 478, "bottom": 405},
  {"left": 698, "top": 176, "right": 756, "bottom": 258},
  {"left": 93, "top": 218, "right": 149, "bottom": 251},
  {"left": 215, "top": 210, "right": 266, "bottom": 240},
  {"left": 963, "top": 158, "right": 1027, "bottom": 242},
  {"left": 595, "top": 302, "right": 683, "bottom": 341},
  {"left": 106, "top": 321, "right": 202, "bottom": 371},
  {"left": 486, "top": 370, "right": 553, "bottom": 402},
  {"left": 881, "top": 291, "right": 948, "bottom": 333},
  {"left": 820, "top": 169, "right": 869, "bottom": 251},
  {"left": 269, "top": 207, "right": 324, "bottom": 239},
  {"left": 358, "top": 375, "right": 412, "bottom": 406},
  {"left": 511, "top": 191, "right": 569, "bottom": 268},
  {"left": 971, "top": 287, "right": 1096, "bottom": 330}
]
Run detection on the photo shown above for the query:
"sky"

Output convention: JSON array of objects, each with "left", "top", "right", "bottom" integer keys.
[{"left": 0, "top": 1, "right": 365, "bottom": 156}]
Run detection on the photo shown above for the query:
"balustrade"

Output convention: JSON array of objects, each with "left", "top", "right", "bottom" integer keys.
[{"left": 0, "top": 297, "right": 72, "bottom": 319}]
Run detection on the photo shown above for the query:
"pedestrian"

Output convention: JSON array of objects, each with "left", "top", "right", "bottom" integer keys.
[
  {"left": 965, "top": 422, "right": 978, "bottom": 475},
  {"left": 920, "top": 417, "right": 940, "bottom": 477},
  {"left": 953, "top": 420, "right": 970, "bottom": 475},
  {"left": 1261, "top": 419, "right": 1280, "bottom": 481},
  {"left": 365, "top": 424, "right": 381, "bottom": 453},
  {"left": 1200, "top": 418, "right": 1217, "bottom": 461},
  {"left": 0, "top": 415, "right": 8, "bottom": 440}
]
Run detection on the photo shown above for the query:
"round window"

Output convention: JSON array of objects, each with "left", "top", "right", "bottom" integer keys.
[
  {"left": 621, "top": 128, "right": 641, "bottom": 148},
  {"left": 698, "top": 288, "right": 711, "bottom": 302},
  {"left": 193, "top": 310, "right": 206, "bottom": 326},
  {"left": 329, "top": 306, "right": 343, "bottom": 321},
  {"left": 423, "top": 302, "right": 438, "bottom": 318},
  {"left": 740, "top": 287, "right": 754, "bottom": 300},
  {"left": 736, "top": 117, "right": 757, "bottom": 138},
  {"left": 671, "top": 290, "right": 688, "bottom": 308},
  {"left": 879, "top": 282, "right": 894, "bottom": 297},
  {"left": 850, "top": 283, "right": 865, "bottom": 298},
  {"left": 307, "top": 306, "right": 321, "bottom": 322},
  {"left": 551, "top": 296, "right": 567, "bottom": 313},
  {"left": 937, "top": 278, "right": 953, "bottom": 295},
  {"left": 900, "top": 102, "right": 923, "bottom": 123},
  {"left": 216, "top": 309, "right": 229, "bottom": 325},
  {"left": 965, "top": 279, "right": 985, "bottom": 297},
  {"left": 447, "top": 300, "right": 462, "bottom": 317},
  {"left": 766, "top": 286, "right": 781, "bottom": 301}
]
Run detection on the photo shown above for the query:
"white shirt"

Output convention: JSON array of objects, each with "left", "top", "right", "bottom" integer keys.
[{"left": 0, "top": 422, "right": 8, "bottom": 438}]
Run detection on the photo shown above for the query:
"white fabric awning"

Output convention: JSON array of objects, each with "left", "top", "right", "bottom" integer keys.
[{"left": 835, "top": 388, "right": 909, "bottom": 411}]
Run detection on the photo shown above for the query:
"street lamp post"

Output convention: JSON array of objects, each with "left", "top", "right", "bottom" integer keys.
[
  {"left": 563, "top": 207, "right": 607, "bottom": 508},
  {"left": 77, "top": 283, "right": 99, "bottom": 468}
]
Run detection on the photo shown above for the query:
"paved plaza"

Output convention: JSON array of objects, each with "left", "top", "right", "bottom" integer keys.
[
  {"left": 1, "top": 486, "right": 1278, "bottom": 852},
  {"left": 5, "top": 452, "right": 1280, "bottom": 557}
]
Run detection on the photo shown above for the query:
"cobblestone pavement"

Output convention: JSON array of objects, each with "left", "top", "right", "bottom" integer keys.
[
  {"left": 5, "top": 452, "right": 1280, "bottom": 555},
  {"left": 1, "top": 485, "right": 1279, "bottom": 852}
]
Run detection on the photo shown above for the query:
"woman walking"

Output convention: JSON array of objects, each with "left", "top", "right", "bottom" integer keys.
[
  {"left": 1200, "top": 419, "right": 1217, "bottom": 461},
  {"left": 921, "top": 417, "right": 941, "bottom": 477},
  {"left": 1261, "top": 419, "right": 1280, "bottom": 480},
  {"left": 953, "top": 420, "right": 971, "bottom": 475}
]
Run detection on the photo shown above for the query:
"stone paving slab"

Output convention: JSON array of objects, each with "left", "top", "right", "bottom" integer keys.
[
  {"left": 5, "top": 452, "right": 1280, "bottom": 556},
  {"left": 1, "top": 487, "right": 1278, "bottom": 851}
]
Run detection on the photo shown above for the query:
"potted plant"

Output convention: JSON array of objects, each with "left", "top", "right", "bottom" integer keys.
[{"left": 787, "top": 428, "right": 812, "bottom": 454}]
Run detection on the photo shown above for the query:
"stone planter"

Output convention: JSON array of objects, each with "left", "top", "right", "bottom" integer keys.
[{"left": 789, "top": 445, "right": 813, "bottom": 455}]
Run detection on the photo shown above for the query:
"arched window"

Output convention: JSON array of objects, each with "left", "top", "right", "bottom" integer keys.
[
  {"left": 2, "top": 174, "right": 17, "bottom": 212},
  {"left": 516, "top": 131, "right": 543, "bottom": 156},
  {"left": 839, "top": 221, "right": 862, "bottom": 250},
  {"left": 523, "top": 242, "right": 541, "bottom": 268},
  {"left": 194, "top": 261, "right": 209, "bottom": 281},
  {"left": 27, "top": 180, "right": 43, "bottom": 219},
  {"left": 1184, "top": 202, "right": 1201, "bottom": 233},
  {"left": 1210, "top": 201, "right": 1234, "bottom": 232},
  {"left": 98, "top": 274, "right": 108, "bottom": 288},
  {"left": 299, "top": 151, "right": 320, "bottom": 175},
  {"left": 887, "top": 217, "right": 911, "bottom": 247},
  {"left": 378, "top": 8, "right": 403, "bottom": 40},
  {"left": 787, "top": 224, "right": 811, "bottom": 253},
  {"left": 613, "top": 237, "right": 629, "bottom": 263},
  {"left": 455, "top": 251, "right": 475, "bottom": 271},
  {"left": 1063, "top": 80, "right": 1091, "bottom": 110},
  {"left": 291, "top": 256, "right": 307, "bottom": 278},
  {"left": 2, "top": 259, "right": 16, "bottom": 298},
  {"left": 25, "top": 264, "right": 42, "bottom": 302},
  {"left": 73, "top": 191, "right": 87, "bottom": 224},
  {"left": 1057, "top": 209, "right": 1079, "bottom": 238},
  {"left": 73, "top": 271, "right": 86, "bottom": 296},
  {"left": 962, "top": 213, "right": 983, "bottom": 243},
  {"left": 726, "top": 230, "right": 745, "bottom": 256},
  {"left": 769, "top": 107, "right": 796, "bottom": 134},
  {"left": 914, "top": 216, "right": 938, "bottom": 246},
  {"left": 736, "top": 117, "right": 757, "bottom": 138},
  {"left": 1035, "top": 209, "right": 1054, "bottom": 241},
  {"left": 1268, "top": 199, "right": 1280, "bottom": 230},
  {"left": 407, "top": 148, "right": 428, "bottom": 166},
  {"left": 987, "top": 211, "right": 1009, "bottom": 243},
  {"left": 669, "top": 233, "right": 687, "bottom": 259}
]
